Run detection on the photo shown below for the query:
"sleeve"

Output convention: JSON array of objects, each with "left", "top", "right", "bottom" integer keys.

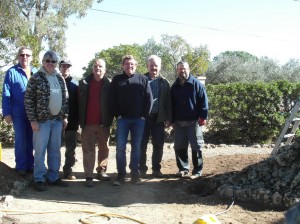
[
  {"left": 143, "top": 78, "right": 153, "bottom": 118},
  {"left": 197, "top": 82, "right": 209, "bottom": 119},
  {"left": 24, "top": 77, "right": 37, "bottom": 121},
  {"left": 108, "top": 77, "right": 118, "bottom": 118},
  {"left": 164, "top": 80, "right": 173, "bottom": 122},
  {"left": 2, "top": 70, "right": 12, "bottom": 116}
]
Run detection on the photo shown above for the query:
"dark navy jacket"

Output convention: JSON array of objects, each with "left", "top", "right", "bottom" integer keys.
[
  {"left": 65, "top": 76, "right": 79, "bottom": 130},
  {"left": 171, "top": 74, "right": 208, "bottom": 122}
]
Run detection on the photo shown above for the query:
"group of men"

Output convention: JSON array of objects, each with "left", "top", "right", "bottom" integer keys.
[{"left": 1, "top": 46, "right": 208, "bottom": 191}]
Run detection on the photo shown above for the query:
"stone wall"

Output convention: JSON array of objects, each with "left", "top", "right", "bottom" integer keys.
[{"left": 216, "top": 137, "right": 300, "bottom": 209}]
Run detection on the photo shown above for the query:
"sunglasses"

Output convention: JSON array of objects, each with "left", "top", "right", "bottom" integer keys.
[
  {"left": 44, "top": 59, "right": 57, "bottom": 64},
  {"left": 19, "top": 54, "right": 31, "bottom": 57}
]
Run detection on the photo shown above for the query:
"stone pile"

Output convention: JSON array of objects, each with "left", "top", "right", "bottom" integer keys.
[{"left": 216, "top": 137, "right": 300, "bottom": 209}]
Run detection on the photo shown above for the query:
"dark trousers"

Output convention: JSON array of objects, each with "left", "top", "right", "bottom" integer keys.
[
  {"left": 63, "top": 130, "right": 77, "bottom": 176},
  {"left": 139, "top": 114, "right": 165, "bottom": 172},
  {"left": 174, "top": 122, "right": 203, "bottom": 175}
]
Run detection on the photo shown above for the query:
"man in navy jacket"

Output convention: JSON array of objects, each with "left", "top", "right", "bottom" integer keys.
[{"left": 171, "top": 61, "right": 208, "bottom": 179}]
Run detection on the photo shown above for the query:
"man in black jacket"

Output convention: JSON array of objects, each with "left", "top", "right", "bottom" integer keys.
[
  {"left": 110, "top": 55, "right": 153, "bottom": 186},
  {"left": 59, "top": 59, "right": 79, "bottom": 180}
]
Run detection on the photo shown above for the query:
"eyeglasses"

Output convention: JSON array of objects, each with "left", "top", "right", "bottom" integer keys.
[
  {"left": 19, "top": 54, "right": 31, "bottom": 58},
  {"left": 44, "top": 59, "right": 57, "bottom": 64}
]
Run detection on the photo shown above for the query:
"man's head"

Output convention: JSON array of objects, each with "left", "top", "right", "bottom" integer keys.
[
  {"left": 93, "top": 58, "right": 106, "bottom": 81},
  {"left": 42, "top": 51, "right": 58, "bottom": 74},
  {"left": 147, "top": 55, "right": 161, "bottom": 78},
  {"left": 176, "top": 61, "right": 190, "bottom": 84},
  {"left": 18, "top": 47, "right": 33, "bottom": 69},
  {"left": 59, "top": 59, "right": 72, "bottom": 78},
  {"left": 122, "top": 55, "right": 137, "bottom": 76}
]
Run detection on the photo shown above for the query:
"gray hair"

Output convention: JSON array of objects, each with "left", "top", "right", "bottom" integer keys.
[
  {"left": 147, "top": 55, "right": 161, "bottom": 64},
  {"left": 94, "top": 58, "right": 106, "bottom": 67},
  {"left": 42, "top": 51, "right": 58, "bottom": 62},
  {"left": 17, "top": 46, "right": 32, "bottom": 56}
]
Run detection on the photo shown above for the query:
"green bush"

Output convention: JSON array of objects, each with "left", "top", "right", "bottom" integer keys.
[{"left": 206, "top": 81, "right": 300, "bottom": 144}]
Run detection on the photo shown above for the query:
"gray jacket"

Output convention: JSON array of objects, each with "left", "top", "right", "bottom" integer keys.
[{"left": 145, "top": 73, "right": 172, "bottom": 123}]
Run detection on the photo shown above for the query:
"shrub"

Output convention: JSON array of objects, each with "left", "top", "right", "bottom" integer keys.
[{"left": 206, "top": 81, "right": 300, "bottom": 144}]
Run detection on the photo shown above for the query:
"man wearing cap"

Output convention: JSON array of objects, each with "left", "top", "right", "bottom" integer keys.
[{"left": 59, "top": 59, "right": 79, "bottom": 180}]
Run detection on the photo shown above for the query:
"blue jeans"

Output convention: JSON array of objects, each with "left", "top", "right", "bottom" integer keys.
[
  {"left": 116, "top": 117, "right": 145, "bottom": 177},
  {"left": 12, "top": 116, "right": 34, "bottom": 171},
  {"left": 173, "top": 122, "right": 204, "bottom": 175},
  {"left": 33, "top": 119, "right": 62, "bottom": 183},
  {"left": 139, "top": 114, "right": 164, "bottom": 172}
]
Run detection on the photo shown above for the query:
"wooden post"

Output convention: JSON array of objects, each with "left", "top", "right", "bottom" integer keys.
[{"left": 198, "top": 76, "right": 206, "bottom": 86}]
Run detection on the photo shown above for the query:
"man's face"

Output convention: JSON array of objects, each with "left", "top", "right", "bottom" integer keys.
[
  {"left": 93, "top": 60, "right": 106, "bottom": 79},
  {"left": 122, "top": 59, "right": 137, "bottom": 76},
  {"left": 59, "top": 64, "right": 71, "bottom": 78},
  {"left": 18, "top": 49, "right": 32, "bottom": 69},
  {"left": 147, "top": 59, "right": 161, "bottom": 78},
  {"left": 42, "top": 58, "right": 57, "bottom": 74},
  {"left": 177, "top": 63, "right": 190, "bottom": 83}
]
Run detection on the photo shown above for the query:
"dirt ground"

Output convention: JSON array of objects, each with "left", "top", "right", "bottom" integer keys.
[{"left": 0, "top": 143, "right": 286, "bottom": 224}]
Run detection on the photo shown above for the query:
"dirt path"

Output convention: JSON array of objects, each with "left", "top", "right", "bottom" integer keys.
[{"left": 0, "top": 144, "right": 285, "bottom": 224}]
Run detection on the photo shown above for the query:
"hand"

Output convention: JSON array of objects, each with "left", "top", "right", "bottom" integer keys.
[
  {"left": 63, "top": 119, "right": 68, "bottom": 130},
  {"left": 31, "top": 121, "right": 39, "bottom": 131},
  {"left": 164, "top": 121, "right": 171, "bottom": 128},
  {"left": 198, "top": 118, "right": 206, "bottom": 126},
  {"left": 4, "top": 115, "right": 12, "bottom": 124}
]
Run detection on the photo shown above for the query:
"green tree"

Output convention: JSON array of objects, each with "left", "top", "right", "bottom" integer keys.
[
  {"left": 0, "top": 0, "right": 102, "bottom": 67},
  {"left": 82, "top": 44, "right": 146, "bottom": 78},
  {"left": 205, "top": 51, "right": 285, "bottom": 84}
]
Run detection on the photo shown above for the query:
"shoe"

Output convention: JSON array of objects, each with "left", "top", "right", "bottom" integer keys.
[
  {"left": 64, "top": 174, "right": 76, "bottom": 180},
  {"left": 49, "top": 178, "right": 69, "bottom": 187},
  {"left": 131, "top": 177, "right": 142, "bottom": 185},
  {"left": 190, "top": 172, "right": 202, "bottom": 179},
  {"left": 96, "top": 171, "right": 110, "bottom": 181},
  {"left": 139, "top": 171, "right": 147, "bottom": 178},
  {"left": 85, "top": 178, "right": 93, "bottom": 187},
  {"left": 175, "top": 170, "right": 189, "bottom": 178},
  {"left": 152, "top": 171, "right": 163, "bottom": 178},
  {"left": 113, "top": 176, "right": 125, "bottom": 186},
  {"left": 35, "top": 181, "right": 47, "bottom": 191},
  {"left": 16, "top": 170, "right": 27, "bottom": 176},
  {"left": 26, "top": 169, "right": 34, "bottom": 174}
]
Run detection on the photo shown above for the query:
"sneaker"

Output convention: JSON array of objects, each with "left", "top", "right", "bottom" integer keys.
[
  {"left": 175, "top": 170, "right": 189, "bottom": 178},
  {"left": 96, "top": 171, "right": 110, "bottom": 181},
  {"left": 85, "top": 178, "right": 94, "bottom": 187},
  {"left": 35, "top": 181, "right": 47, "bottom": 191},
  {"left": 190, "top": 171, "right": 202, "bottom": 179},
  {"left": 131, "top": 177, "right": 142, "bottom": 185},
  {"left": 113, "top": 176, "right": 125, "bottom": 186},
  {"left": 152, "top": 171, "right": 163, "bottom": 178},
  {"left": 64, "top": 174, "right": 76, "bottom": 180},
  {"left": 49, "top": 178, "right": 69, "bottom": 187},
  {"left": 190, "top": 173, "right": 202, "bottom": 179}
]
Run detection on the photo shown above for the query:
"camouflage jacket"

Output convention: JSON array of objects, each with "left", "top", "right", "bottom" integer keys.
[{"left": 25, "top": 70, "right": 68, "bottom": 122}]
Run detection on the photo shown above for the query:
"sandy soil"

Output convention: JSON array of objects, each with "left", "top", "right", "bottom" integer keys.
[{"left": 0, "top": 143, "right": 285, "bottom": 224}]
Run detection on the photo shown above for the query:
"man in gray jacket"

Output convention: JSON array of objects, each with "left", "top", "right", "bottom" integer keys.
[{"left": 139, "top": 55, "right": 172, "bottom": 178}]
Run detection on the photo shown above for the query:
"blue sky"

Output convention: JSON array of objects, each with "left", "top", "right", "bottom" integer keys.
[{"left": 64, "top": 0, "right": 300, "bottom": 77}]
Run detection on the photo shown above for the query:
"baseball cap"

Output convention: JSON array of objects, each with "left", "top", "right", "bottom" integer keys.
[{"left": 59, "top": 59, "right": 72, "bottom": 66}]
